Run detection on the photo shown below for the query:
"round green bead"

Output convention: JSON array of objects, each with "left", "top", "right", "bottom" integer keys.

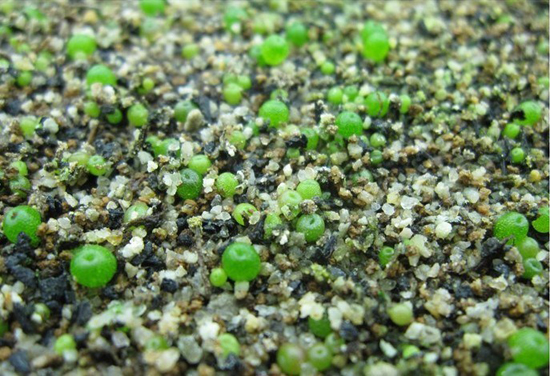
[
  {"left": 218, "top": 333, "right": 240, "bottom": 358},
  {"left": 264, "top": 213, "right": 282, "bottom": 238},
  {"left": 209, "top": 268, "right": 228, "bottom": 287},
  {"left": 308, "top": 315, "right": 332, "bottom": 338},
  {"left": 301, "top": 128, "right": 319, "bottom": 150},
  {"left": 177, "top": 169, "right": 203, "bottom": 200},
  {"left": 261, "top": 35, "right": 290, "bottom": 66},
  {"left": 87, "top": 155, "right": 108, "bottom": 176},
  {"left": 296, "top": 179, "right": 322, "bottom": 200},
  {"left": 363, "top": 32, "right": 390, "bottom": 62},
  {"left": 277, "top": 343, "right": 306, "bottom": 376},
  {"left": 259, "top": 100, "right": 289, "bottom": 128},
  {"left": 370, "top": 149, "right": 384, "bottom": 165},
  {"left": 335, "top": 111, "right": 363, "bottom": 139},
  {"left": 307, "top": 343, "right": 333, "bottom": 371},
  {"left": 387, "top": 303, "right": 414, "bottom": 326},
  {"left": 70, "top": 244, "right": 117, "bottom": 288},
  {"left": 361, "top": 21, "right": 386, "bottom": 40},
  {"left": 513, "top": 101, "right": 542, "bottom": 126},
  {"left": 127, "top": 104, "right": 148, "bottom": 127},
  {"left": 502, "top": 123, "right": 521, "bottom": 139},
  {"left": 67, "top": 151, "right": 90, "bottom": 167},
  {"left": 532, "top": 207, "right": 549, "bottom": 233},
  {"left": 145, "top": 335, "right": 169, "bottom": 351},
  {"left": 232, "top": 203, "right": 258, "bottom": 226},
  {"left": 223, "top": 83, "right": 243, "bottom": 105},
  {"left": 221, "top": 242, "right": 261, "bottom": 282},
  {"left": 216, "top": 172, "right": 238, "bottom": 198},
  {"left": 402, "top": 344, "right": 421, "bottom": 359},
  {"left": 9, "top": 175, "right": 31, "bottom": 197},
  {"left": 508, "top": 328, "right": 549, "bottom": 369},
  {"left": 86, "top": 64, "right": 116, "bottom": 86},
  {"left": 139, "top": 0, "right": 165, "bottom": 16},
  {"left": 365, "top": 91, "right": 389, "bottom": 117},
  {"left": 352, "top": 170, "right": 374, "bottom": 185},
  {"left": 278, "top": 190, "right": 303, "bottom": 219},
  {"left": 496, "top": 363, "right": 538, "bottom": 376},
  {"left": 516, "top": 237, "right": 540, "bottom": 259},
  {"left": 270, "top": 89, "right": 289, "bottom": 101},
  {"left": 296, "top": 213, "right": 325, "bottom": 243},
  {"left": 67, "top": 34, "right": 96, "bottom": 60},
  {"left": 522, "top": 258, "right": 543, "bottom": 279},
  {"left": 153, "top": 138, "right": 180, "bottom": 157},
  {"left": 510, "top": 148, "right": 525, "bottom": 164},
  {"left": 123, "top": 202, "right": 149, "bottom": 223},
  {"left": 493, "top": 211, "right": 529, "bottom": 245},
  {"left": 327, "top": 87, "right": 343, "bottom": 105},
  {"left": 54, "top": 334, "right": 76, "bottom": 354},
  {"left": 2, "top": 205, "right": 41, "bottom": 245},
  {"left": 174, "top": 101, "right": 197, "bottom": 123},
  {"left": 286, "top": 21, "right": 308, "bottom": 47},
  {"left": 379, "top": 246, "right": 395, "bottom": 268},
  {"left": 324, "top": 333, "right": 344, "bottom": 354},
  {"left": 188, "top": 155, "right": 211, "bottom": 175}
]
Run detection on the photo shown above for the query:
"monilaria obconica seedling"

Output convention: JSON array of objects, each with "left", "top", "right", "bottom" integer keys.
[
  {"left": 324, "top": 333, "right": 344, "bottom": 354},
  {"left": 261, "top": 34, "right": 290, "bottom": 66},
  {"left": 361, "top": 21, "right": 390, "bottom": 62},
  {"left": 522, "top": 258, "right": 543, "bottom": 279},
  {"left": 67, "top": 151, "right": 90, "bottom": 166},
  {"left": 2, "top": 205, "right": 41, "bottom": 245},
  {"left": 174, "top": 100, "right": 197, "bottom": 123},
  {"left": 308, "top": 315, "right": 332, "bottom": 338},
  {"left": 177, "top": 169, "right": 203, "bottom": 200},
  {"left": 513, "top": 101, "right": 542, "bottom": 126},
  {"left": 295, "top": 213, "right": 325, "bottom": 242},
  {"left": 296, "top": 179, "right": 322, "bottom": 200},
  {"left": 54, "top": 334, "right": 76, "bottom": 355},
  {"left": 510, "top": 147, "right": 525, "bottom": 164},
  {"left": 365, "top": 91, "right": 390, "bottom": 117},
  {"left": 307, "top": 343, "right": 333, "bottom": 371},
  {"left": 9, "top": 175, "right": 31, "bottom": 197},
  {"left": 343, "top": 85, "right": 359, "bottom": 102},
  {"left": 66, "top": 34, "right": 96, "bottom": 59},
  {"left": 370, "top": 149, "right": 384, "bottom": 165},
  {"left": 223, "top": 83, "right": 243, "bottom": 105},
  {"left": 259, "top": 99, "right": 289, "bottom": 128},
  {"left": 106, "top": 108, "right": 123, "bottom": 124},
  {"left": 278, "top": 190, "right": 303, "bottom": 219},
  {"left": 379, "top": 246, "right": 395, "bottom": 268},
  {"left": 387, "top": 302, "right": 414, "bottom": 326},
  {"left": 399, "top": 94, "right": 411, "bottom": 114},
  {"left": 86, "top": 155, "right": 108, "bottom": 176},
  {"left": 152, "top": 138, "right": 180, "bottom": 157},
  {"left": 86, "top": 64, "right": 116, "bottom": 86},
  {"left": 496, "top": 363, "right": 538, "bottom": 376},
  {"left": 209, "top": 268, "right": 228, "bottom": 287},
  {"left": 127, "top": 104, "right": 149, "bottom": 127},
  {"left": 516, "top": 237, "right": 540, "bottom": 259},
  {"left": 277, "top": 343, "right": 306, "bottom": 375},
  {"left": 370, "top": 132, "right": 387, "bottom": 148},
  {"left": 145, "top": 336, "right": 169, "bottom": 351},
  {"left": 320, "top": 60, "right": 335, "bottom": 75},
  {"left": 335, "top": 111, "right": 362, "bottom": 138},
  {"left": 229, "top": 130, "right": 247, "bottom": 149},
  {"left": 188, "top": 154, "right": 211, "bottom": 175},
  {"left": 218, "top": 333, "right": 240, "bottom": 358},
  {"left": 493, "top": 211, "right": 529, "bottom": 245},
  {"left": 84, "top": 101, "right": 100, "bottom": 118},
  {"left": 123, "top": 202, "right": 149, "bottom": 223},
  {"left": 302, "top": 128, "right": 319, "bottom": 150},
  {"left": 224, "top": 7, "right": 247, "bottom": 33},
  {"left": 181, "top": 43, "right": 199, "bottom": 59},
  {"left": 507, "top": 328, "right": 549, "bottom": 369},
  {"left": 327, "top": 87, "right": 344, "bottom": 105},
  {"left": 216, "top": 172, "right": 238, "bottom": 198},
  {"left": 19, "top": 116, "right": 38, "bottom": 138},
  {"left": 232, "top": 203, "right": 258, "bottom": 226},
  {"left": 532, "top": 206, "right": 549, "bottom": 233},
  {"left": 502, "top": 123, "right": 521, "bottom": 139},
  {"left": 263, "top": 213, "right": 283, "bottom": 238},
  {"left": 221, "top": 242, "right": 261, "bottom": 282},
  {"left": 70, "top": 245, "right": 117, "bottom": 288},
  {"left": 17, "top": 70, "right": 32, "bottom": 87},
  {"left": 139, "top": 0, "right": 165, "bottom": 16},
  {"left": 285, "top": 21, "right": 308, "bottom": 47},
  {"left": 10, "top": 161, "right": 28, "bottom": 176}
]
